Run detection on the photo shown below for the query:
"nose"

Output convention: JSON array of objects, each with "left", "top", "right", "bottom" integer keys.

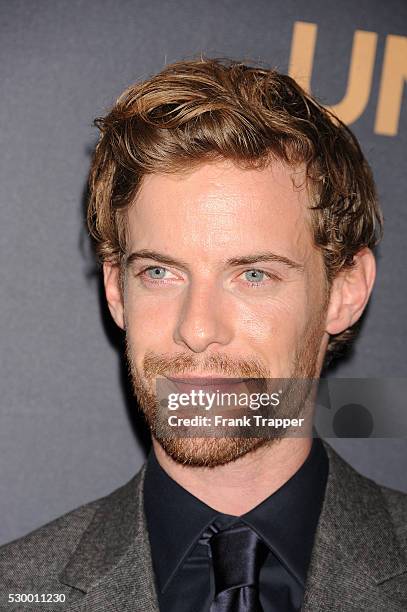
[{"left": 173, "top": 281, "right": 234, "bottom": 353}]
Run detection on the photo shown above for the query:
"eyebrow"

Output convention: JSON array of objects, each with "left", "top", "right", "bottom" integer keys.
[
  {"left": 125, "top": 249, "right": 305, "bottom": 273},
  {"left": 225, "top": 252, "right": 304, "bottom": 272},
  {"left": 125, "top": 250, "right": 190, "bottom": 270}
]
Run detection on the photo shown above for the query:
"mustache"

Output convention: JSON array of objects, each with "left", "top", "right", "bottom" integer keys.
[{"left": 134, "top": 348, "right": 271, "bottom": 379}]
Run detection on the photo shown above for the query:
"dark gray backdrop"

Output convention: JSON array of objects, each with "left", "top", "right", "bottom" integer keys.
[{"left": 1, "top": 0, "right": 406, "bottom": 545}]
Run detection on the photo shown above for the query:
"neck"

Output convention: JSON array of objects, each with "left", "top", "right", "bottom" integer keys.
[{"left": 152, "top": 437, "right": 313, "bottom": 515}]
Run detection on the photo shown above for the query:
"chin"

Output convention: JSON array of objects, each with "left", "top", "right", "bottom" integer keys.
[{"left": 154, "top": 435, "right": 273, "bottom": 468}]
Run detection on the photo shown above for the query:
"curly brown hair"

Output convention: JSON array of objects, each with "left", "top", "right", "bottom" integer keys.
[{"left": 87, "top": 56, "right": 383, "bottom": 367}]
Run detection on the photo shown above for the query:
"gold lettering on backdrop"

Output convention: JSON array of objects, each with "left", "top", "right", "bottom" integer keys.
[
  {"left": 375, "top": 35, "right": 407, "bottom": 136},
  {"left": 288, "top": 21, "right": 317, "bottom": 91},
  {"left": 288, "top": 21, "right": 406, "bottom": 136},
  {"left": 289, "top": 22, "right": 377, "bottom": 125},
  {"left": 327, "top": 31, "right": 377, "bottom": 125}
]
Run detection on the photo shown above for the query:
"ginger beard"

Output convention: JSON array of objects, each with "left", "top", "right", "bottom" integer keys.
[{"left": 124, "top": 290, "right": 328, "bottom": 468}]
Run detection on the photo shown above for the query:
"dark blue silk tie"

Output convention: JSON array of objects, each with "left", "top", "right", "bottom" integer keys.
[{"left": 209, "top": 522, "right": 269, "bottom": 612}]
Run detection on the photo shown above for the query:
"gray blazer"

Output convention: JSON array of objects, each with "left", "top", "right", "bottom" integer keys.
[{"left": 0, "top": 441, "right": 406, "bottom": 611}]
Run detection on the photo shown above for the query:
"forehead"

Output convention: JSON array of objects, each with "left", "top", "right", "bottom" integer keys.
[{"left": 126, "top": 158, "right": 315, "bottom": 260}]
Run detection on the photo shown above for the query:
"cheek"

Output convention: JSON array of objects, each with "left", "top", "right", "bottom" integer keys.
[
  {"left": 124, "top": 291, "right": 178, "bottom": 357},
  {"left": 235, "top": 288, "right": 309, "bottom": 347}
]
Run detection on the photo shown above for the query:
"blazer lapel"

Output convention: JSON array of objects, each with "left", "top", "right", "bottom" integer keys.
[
  {"left": 59, "top": 466, "right": 159, "bottom": 612},
  {"left": 302, "top": 441, "right": 407, "bottom": 611}
]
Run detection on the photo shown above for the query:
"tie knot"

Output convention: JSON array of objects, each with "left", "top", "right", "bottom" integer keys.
[{"left": 209, "top": 522, "right": 268, "bottom": 595}]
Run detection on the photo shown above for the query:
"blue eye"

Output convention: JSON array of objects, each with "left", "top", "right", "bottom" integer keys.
[
  {"left": 146, "top": 267, "right": 167, "bottom": 279},
  {"left": 244, "top": 269, "right": 266, "bottom": 283}
]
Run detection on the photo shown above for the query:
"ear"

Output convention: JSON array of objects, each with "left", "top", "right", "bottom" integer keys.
[
  {"left": 103, "top": 262, "right": 125, "bottom": 330},
  {"left": 325, "top": 247, "right": 376, "bottom": 335}
]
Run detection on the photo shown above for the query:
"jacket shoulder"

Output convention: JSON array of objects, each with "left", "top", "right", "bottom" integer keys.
[
  {"left": 379, "top": 483, "right": 407, "bottom": 546},
  {"left": 0, "top": 498, "right": 99, "bottom": 592},
  {"left": 0, "top": 475, "right": 139, "bottom": 592},
  {"left": 322, "top": 440, "right": 407, "bottom": 561}
]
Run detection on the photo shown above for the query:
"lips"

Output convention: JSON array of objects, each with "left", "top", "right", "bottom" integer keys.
[{"left": 162, "top": 376, "right": 254, "bottom": 396}]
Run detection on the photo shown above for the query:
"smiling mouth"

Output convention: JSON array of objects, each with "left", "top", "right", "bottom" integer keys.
[{"left": 161, "top": 376, "right": 256, "bottom": 396}]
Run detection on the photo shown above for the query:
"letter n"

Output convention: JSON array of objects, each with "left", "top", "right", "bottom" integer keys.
[{"left": 288, "top": 21, "right": 377, "bottom": 126}]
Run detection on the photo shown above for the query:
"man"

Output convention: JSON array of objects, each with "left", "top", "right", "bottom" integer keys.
[{"left": 0, "top": 57, "right": 406, "bottom": 611}]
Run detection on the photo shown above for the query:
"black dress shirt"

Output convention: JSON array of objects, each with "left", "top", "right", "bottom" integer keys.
[{"left": 144, "top": 438, "right": 328, "bottom": 612}]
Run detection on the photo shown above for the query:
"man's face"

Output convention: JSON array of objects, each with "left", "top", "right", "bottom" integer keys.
[{"left": 117, "top": 159, "right": 330, "bottom": 466}]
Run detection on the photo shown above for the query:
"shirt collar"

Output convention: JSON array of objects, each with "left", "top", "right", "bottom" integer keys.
[
  {"left": 144, "top": 438, "right": 328, "bottom": 593},
  {"left": 242, "top": 437, "right": 328, "bottom": 586},
  {"left": 144, "top": 449, "right": 220, "bottom": 592}
]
